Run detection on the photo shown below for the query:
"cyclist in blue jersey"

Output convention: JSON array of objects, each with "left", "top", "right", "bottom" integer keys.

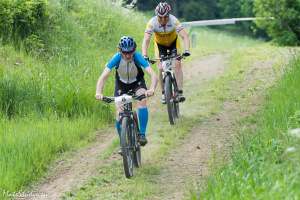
[{"left": 95, "top": 36, "right": 158, "bottom": 146}]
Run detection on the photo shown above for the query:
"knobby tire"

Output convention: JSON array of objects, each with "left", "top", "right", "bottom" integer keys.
[{"left": 121, "top": 117, "right": 134, "bottom": 178}]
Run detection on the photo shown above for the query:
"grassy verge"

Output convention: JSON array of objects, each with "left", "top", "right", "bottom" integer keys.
[
  {"left": 61, "top": 30, "right": 290, "bottom": 199},
  {"left": 195, "top": 55, "right": 300, "bottom": 200},
  {"left": 0, "top": 0, "right": 148, "bottom": 196},
  {"left": 0, "top": 116, "right": 105, "bottom": 191},
  {"left": 189, "top": 27, "right": 262, "bottom": 56}
]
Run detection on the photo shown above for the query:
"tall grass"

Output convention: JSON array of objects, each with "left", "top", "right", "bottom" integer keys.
[
  {"left": 0, "top": 116, "right": 103, "bottom": 191},
  {"left": 196, "top": 55, "right": 300, "bottom": 199},
  {"left": 0, "top": 0, "right": 147, "bottom": 195},
  {"left": 0, "top": 0, "right": 147, "bottom": 118},
  {"left": 191, "top": 27, "right": 263, "bottom": 56}
]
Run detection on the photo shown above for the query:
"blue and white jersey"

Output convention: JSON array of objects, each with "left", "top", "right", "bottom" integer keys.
[{"left": 106, "top": 52, "right": 150, "bottom": 84}]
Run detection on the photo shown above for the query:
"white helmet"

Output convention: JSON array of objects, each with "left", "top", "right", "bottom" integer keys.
[{"left": 155, "top": 2, "right": 171, "bottom": 17}]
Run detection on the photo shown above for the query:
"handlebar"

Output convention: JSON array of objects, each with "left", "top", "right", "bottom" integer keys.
[
  {"left": 149, "top": 54, "right": 185, "bottom": 64},
  {"left": 102, "top": 94, "right": 146, "bottom": 104}
]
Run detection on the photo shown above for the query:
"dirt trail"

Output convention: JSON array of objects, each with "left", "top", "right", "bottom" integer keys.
[
  {"left": 22, "top": 53, "right": 281, "bottom": 200},
  {"left": 150, "top": 53, "right": 280, "bottom": 200}
]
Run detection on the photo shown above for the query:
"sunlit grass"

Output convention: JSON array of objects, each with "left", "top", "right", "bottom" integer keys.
[
  {"left": 197, "top": 56, "right": 300, "bottom": 199},
  {"left": 0, "top": 115, "right": 107, "bottom": 191},
  {"left": 190, "top": 27, "right": 263, "bottom": 56}
]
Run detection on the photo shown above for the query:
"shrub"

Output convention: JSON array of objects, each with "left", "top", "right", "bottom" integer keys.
[
  {"left": 0, "top": 0, "right": 49, "bottom": 47},
  {"left": 254, "top": 0, "right": 300, "bottom": 46}
]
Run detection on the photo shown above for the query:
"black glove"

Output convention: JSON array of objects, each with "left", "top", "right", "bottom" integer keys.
[{"left": 183, "top": 50, "right": 191, "bottom": 57}]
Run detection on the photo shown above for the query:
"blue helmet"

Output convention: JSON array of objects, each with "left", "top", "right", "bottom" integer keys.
[{"left": 118, "top": 36, "right": 136, "bottom": 53}]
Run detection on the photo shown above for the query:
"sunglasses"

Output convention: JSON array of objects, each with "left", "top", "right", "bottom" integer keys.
[
  {"left": 121, "top": 50, "right": 135, "bottom": 55},
  {"left": 158, "top": 15, "right": 169, "bottom": 20}
]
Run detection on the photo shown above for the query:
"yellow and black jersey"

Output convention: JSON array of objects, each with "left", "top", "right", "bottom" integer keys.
[{"left": 145, "top": 14, "right": 184, "bottom": 47}]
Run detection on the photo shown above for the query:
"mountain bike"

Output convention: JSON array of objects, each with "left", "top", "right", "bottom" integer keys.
[
  {"left": 102, "top": 92, "right": 145, "bottom": 178},
  {"left": 150, "top": 53, "right": 185, "bottom": 125}
]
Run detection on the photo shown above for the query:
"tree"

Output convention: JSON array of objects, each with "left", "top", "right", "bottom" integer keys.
[
  {"left": 254, "top": 0, "right": 300, "bottom": 45},
  {"left": 180, "top": 0, "right": 218, "bottom": 20},
  {"left": 218, "top": 0, "right": 242, "bottom": 18}
]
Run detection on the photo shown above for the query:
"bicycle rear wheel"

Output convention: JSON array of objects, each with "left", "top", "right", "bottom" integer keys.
[
  {"left": 165, "top": 75, "right": 176, "bottom": 125},
  {"left": 120, "top": 117, "right": 134, "bottom": 178}
]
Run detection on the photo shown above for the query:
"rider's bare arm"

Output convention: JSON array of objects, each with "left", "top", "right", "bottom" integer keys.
[
  {"left": 95, "top": 67, "right": 111, "bottom": 99},
  {"left": 142, "top": 33, "right": 152, "bottom": 57},
  {"left": 145, "top": 67, "right": 158, "bottom": 96},
  {"left": 178, "top": 28, "right": 190, "bottom": 52}
]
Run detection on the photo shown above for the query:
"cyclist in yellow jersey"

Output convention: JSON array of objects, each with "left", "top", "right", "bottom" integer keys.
[{"left": 142, "top": 2, "right": 190, "bottom": 103}]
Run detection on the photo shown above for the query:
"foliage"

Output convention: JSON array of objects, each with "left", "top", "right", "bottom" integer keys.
[
  {"left": 130, "top": 0, "right": 299, "bottom": 45},
  {"left": 254, "top": 0, "right": 300, "bottom": 46},
  {"left": 132, "top": 0, "right": 218, "bottom": 20},
  {"left": 0, "top": 0, "right": 147, "bottom": 195},
  {"left": 179, "top": 0, "right": 218, "bottom": 20},
  {"left": 0, "top": 0, "right": 49, "bottom": 48}
]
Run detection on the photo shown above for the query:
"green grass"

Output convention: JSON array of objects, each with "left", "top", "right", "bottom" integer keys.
[
  {"left": 190, "top": 27, "right": 263, "bottom": 56},
  {"left": 0, "top": 0, "right": 148, "bottom": 118},
  {"left": 195, "top": 55, "right": 300, "bottom": 199},
  {"left": 0, "top": 115, "right": 105, "bottom": 191},
  {"left": 0, "top": 0, "right": 148, "bottom": 196}
]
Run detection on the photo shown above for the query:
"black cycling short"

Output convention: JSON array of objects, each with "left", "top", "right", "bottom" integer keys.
[
  {"left": 114, "top": 79, "right": 147, "bottom": 97},
  {"left": 156, "top": 37, "right": 178, "bottom": 57}
]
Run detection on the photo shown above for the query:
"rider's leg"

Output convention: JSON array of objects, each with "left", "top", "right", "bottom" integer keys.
[
  {"left": 115, "top": 108, "right": 123, "bottom": 155},
  {"left": 137, "top": 100, "right": 148, "bottom": 135},
  {"left": 158, "top": 65, "right": 164, "bottom": 92},
  {"left": 114, "top": 80, "right": 123, "bottom": 137},
  {"left": 136, "top": 88, "right": 148, "bottom": 145},
  {"left": 136, "top": 88, "right": 148, "bottom": 136},
  {"left": 158, "top": 64, "right": 165, "bottom": 98},
  {"left": 175, "top": 59, "right": 183, "bottom": 90},
  {"left": 114, "top": 81, "right": 123, "bottom": 155},
  {"left": 175, "top": 59, "right": 185, "bottom": 102},
  {"left": 115, "top": 108, "right": 121, "bottom": 137},
  {"left": 156, "top": 43, "right": 166, "bottom": 103},
  {"left": 174, "top": 37, "right": 185, "bottom": 101}
]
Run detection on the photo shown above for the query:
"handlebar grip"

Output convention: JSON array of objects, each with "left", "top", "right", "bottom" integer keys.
[{"left": 102, "top": 96, "right": 113, "bottom": 103}]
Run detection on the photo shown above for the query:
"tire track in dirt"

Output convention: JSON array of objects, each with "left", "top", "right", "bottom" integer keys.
[{"left": 149, "top": 53, "right": 282, "bottom": 200}]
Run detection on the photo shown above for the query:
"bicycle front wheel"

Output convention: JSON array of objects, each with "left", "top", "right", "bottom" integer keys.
[{"left": 120, "top": 117, "right": 134, "bottom": 178}]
